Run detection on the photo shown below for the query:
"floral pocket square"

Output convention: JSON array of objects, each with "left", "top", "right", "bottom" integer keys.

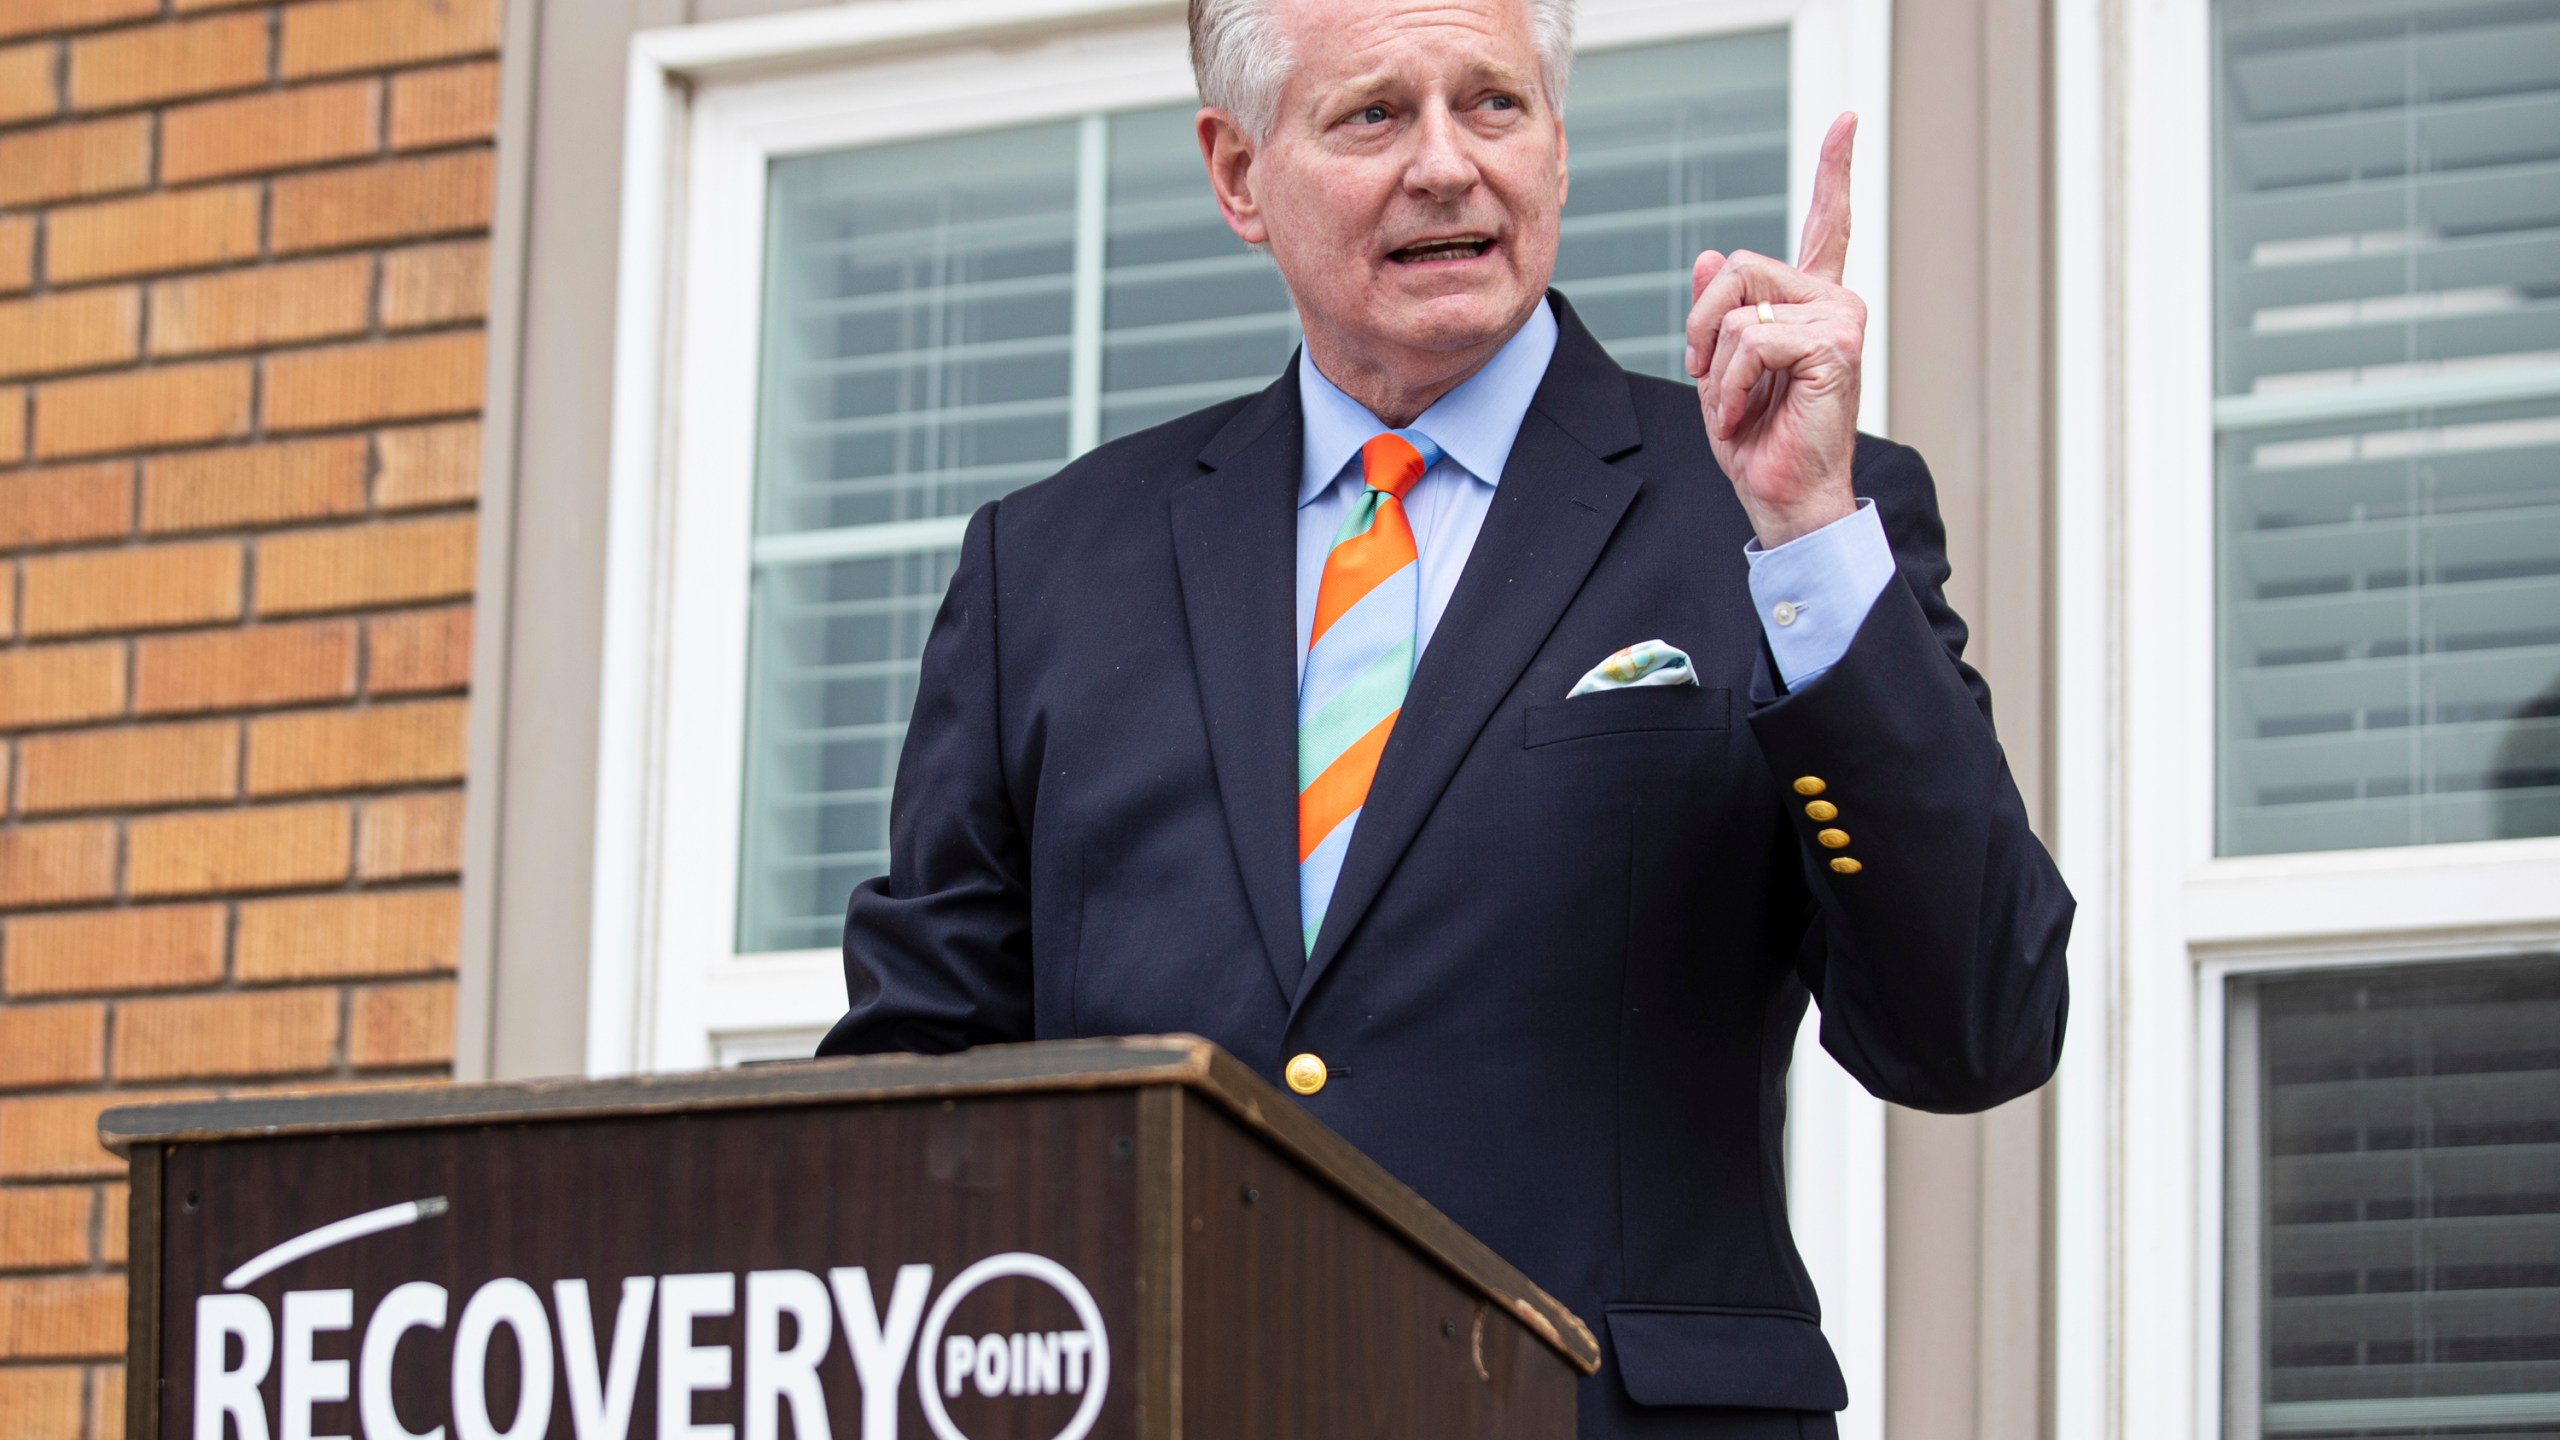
[{"left": 1567, "top": 639, "right": 1699, "bottom": 698}]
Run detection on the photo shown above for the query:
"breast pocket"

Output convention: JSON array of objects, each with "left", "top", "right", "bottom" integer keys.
[{"left": 1522, "top": 686, "right": 1732, "bottom": 748}]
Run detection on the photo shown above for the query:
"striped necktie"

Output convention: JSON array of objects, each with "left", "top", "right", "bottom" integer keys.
[{"left": 1297, "top": 428, "right": 1441, "bottom": 954}]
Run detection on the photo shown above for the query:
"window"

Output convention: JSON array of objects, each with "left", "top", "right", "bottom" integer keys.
[
  {"left": 729, "top": 32, "right": 1793, "bottom": 956},
  {"left": 2226, "top": 956, "right": 2560, "bottom": 1439},
  {"left": 2212, "top": 0, "right": 2560, "bottom": 857}
]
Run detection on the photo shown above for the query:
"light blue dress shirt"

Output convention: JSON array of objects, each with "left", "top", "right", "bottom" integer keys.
[{"left": 1295, "top": 297, "right": 1897, "bottom": 691}]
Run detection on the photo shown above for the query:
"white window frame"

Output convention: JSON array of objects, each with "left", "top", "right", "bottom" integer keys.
[
  {"left": 595, "top": 1, "right": 1893, "bottom": 1430},
  {"left": 2049, "top": 0, "right": 2560, "bottom": 1434}
]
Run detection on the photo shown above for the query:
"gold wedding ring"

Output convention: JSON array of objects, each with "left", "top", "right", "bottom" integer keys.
[{"left": 1756, "top": 300, "right": 1777, "bottom": 325}]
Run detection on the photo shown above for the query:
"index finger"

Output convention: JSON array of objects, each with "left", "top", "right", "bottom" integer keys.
[{"left": 1795, "top": 112, "right": 1857, "bottom": 283}]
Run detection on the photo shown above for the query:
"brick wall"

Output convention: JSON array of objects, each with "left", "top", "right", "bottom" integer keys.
[{"left": 0, "top": 1, "right": 497, "bottom": 1433}]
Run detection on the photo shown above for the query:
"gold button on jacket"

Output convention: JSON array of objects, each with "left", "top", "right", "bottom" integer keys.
[
  {"left": 1804, "top": 799, "right": 1838, "bottom": 822},
  {"left": 1830, "top": 856, "right": 1864, "bottom": 875},
  {"left": 1792, "top": 776, "right": 1827, "bottom": 796},
  {"left": 1285, "top": 1053, "right": 1327, "bottom": 1095},
  {"left": 1816, "top": 828, "right": 1851, "bottom": 850}
]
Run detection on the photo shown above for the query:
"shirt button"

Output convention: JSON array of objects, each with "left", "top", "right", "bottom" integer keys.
[
  {"left": 1285, "top": 1053, "right": 1328, "bottom": 1095},
  {"left": 1772, "top": 601, "right": 1799, "bottom": 627}
]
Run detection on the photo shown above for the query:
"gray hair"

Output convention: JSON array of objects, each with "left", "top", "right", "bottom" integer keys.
[{"left": 1189, "top": 0, "right": 1576, "bottom": 141}]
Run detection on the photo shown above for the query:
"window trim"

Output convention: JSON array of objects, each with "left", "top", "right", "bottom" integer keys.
[
  {"left": 596, "top": 2, "right": 1896, "bottom": 1431},
  {"left": 2052, "top": 0, "right": 2560, "bottom": 1434}
]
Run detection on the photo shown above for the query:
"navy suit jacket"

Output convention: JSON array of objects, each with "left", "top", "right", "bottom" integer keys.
[{"left": 820, "top": 293, "right": 2073, "bottom": 1437}]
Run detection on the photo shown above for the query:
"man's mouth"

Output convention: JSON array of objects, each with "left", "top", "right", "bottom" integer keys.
[{"left": 1388, "top": 236, "right": 1494, "bottom": 264}]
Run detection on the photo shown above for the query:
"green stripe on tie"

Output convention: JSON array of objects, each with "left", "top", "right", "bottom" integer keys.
[{"left": 1298, "top": 637, "right": 1413, "bottom": 784}]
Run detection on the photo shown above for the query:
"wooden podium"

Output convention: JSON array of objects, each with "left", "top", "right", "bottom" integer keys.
[{"left": 103, "top": 1034, "right": 1596, "bottom": 1440}]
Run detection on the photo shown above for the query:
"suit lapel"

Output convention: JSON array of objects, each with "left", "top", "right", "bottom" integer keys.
[
  {"left": 1294, "top": 297, "right": 1647, "bottom": 1010},
  {"left": 1170, "top": 364, "right": 1310, "bottom": 1003}
]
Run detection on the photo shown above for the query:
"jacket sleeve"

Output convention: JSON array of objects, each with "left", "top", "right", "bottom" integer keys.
[
  {"left": 816, "top": 500, "right": 1036, "bottom": 1057},
  {"left": 1746, "top": 438, "right": 2073, "bottom": 1113}
]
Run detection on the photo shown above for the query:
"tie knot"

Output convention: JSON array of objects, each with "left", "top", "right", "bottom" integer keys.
[{"left": 1359, "top": 429, "right": 1441, "bottom": 500}]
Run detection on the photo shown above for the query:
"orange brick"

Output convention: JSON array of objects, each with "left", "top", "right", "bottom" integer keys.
[
  {"left": 0, "top": 1274, "right": 122, "bottom": 1358},
  {"left": 67, "top": 11, "right": 269, "bottom": 112},
  {"left": 281, "top": 0, "right": 500, "bottom": 78},
  {"left": 114, "top": 987, "right": 339, "bottom": 1080},
  {"left": 88, "top": 1363, "right": 123, "bottom": 1440},
  {"left": 1, "top": 383, "right": 23, "bottom": 460},
  {"left": 0, "top": 1090, "right": 201, "bottom": 1180},
  {"left": 0, "top": 1188, "right": 91, "bottom": 1269},
  {"left": 0, "top": 461, "right": 133, "bottom": 549},
  {"left": 375, "top": 419, "right": 477, "bottom": 508},
  {"left": 0, "top": 1367, "right": 85, "bottom": 1440},
  {"left": 254, "top": 514, "right": 475, "bottom": 615},
  {"left": 367, "top": 606, "right": 469, "bottom": 693},
  {"left": 0, "top": 116, "right": 149, "bottom": 208},
  {"left": 15, "top": 719, "right": 238, "bottom": 814},
  {"left": 140, "top": 436, "right": 368, "bottom": 533},
  {"left": 135, "top": 621, "right": 358, "bottom": 714},
  {"left": 349, "top": 978, "right": 452, "bottom": 1068},
  {"left": 382, "top": 239, "right": 485, "bottom": 330},
  {"left": 0, "top": 0, "right": 158, "bottom": 43},
  {"left": 162, "top": 79, "right": 382, "bottom": 185},
  {"left": 237, "top": 888, "right": 458, "bottom": 981},
  {"left": 127, "top": 801, "right": 350, "bottom": 896},
  {"left": 271, "top": 149, "right": 492, "bottom": 255},
  {"left": 0, "top": 822, "right": 115, "bottom": 909},
  {"left": 31, "top": 360, "right": 253, "bottom": 460},
  {"left": 46, "top": 185, "right": 262, "bottom": 285},
  {"left": 0, "top": 642, "right": 123, "bottom": 730},
  {"left": 0, "top": 1005, "right": 105, "bottom": 1090},
  {"left": 357, "top": 789, "right": 461, "bottom": 879},
  {"left": 3, "top": 905, "right": 228, "bottom": 996},
  {"left": 0, "top": 286, "right": 140, "bottom": 380},
  {"left": 0, "top": 214, "right": 34, "bottom": 294},
  {"left": 20, "top": 541, "right": 242, "bottom": 637},
  {"left": 0, "top": 40, "right": 59, "bottom": 126},
  {"left": 265, "top": 331, "right": 484, "bottom": 432},
  {"left": 388, "top": 59, "right": 495, "bottom": 150},
  {"left": 2, "top": 567, "right": 15, "bottom": 636},
  {"left": 96, "top": 1187, "right": 124, "bottom": 1265},
  {"left": 149, "top": 257, "right": 372, "bottom": 359},
  {"left": 247, "top": 697, "right": 466, "bottom": 795}
]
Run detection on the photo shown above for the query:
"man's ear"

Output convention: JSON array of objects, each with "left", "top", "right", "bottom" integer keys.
[
  {"left": 1552, "top": 112, "right": 1569, "bottom": 209},
  {"left": 1196, "top": 107, "right": 1269, "bottom": 247}
]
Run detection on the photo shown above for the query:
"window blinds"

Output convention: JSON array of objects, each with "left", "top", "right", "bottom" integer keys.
[
  {"left": 2236, "top": 957, "right": 2560, "bottom": 1438},
  {"left": 733, "top": 33, "right": 1791, "bottom": 954},
  {"left": 2214, "top": 0, "right": 2560, "bottom": 857}
]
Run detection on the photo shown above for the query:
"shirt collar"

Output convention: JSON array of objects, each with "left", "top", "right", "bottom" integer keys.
[{"left": 1295, "top": 295, "right": 1560, "bottom": 508}]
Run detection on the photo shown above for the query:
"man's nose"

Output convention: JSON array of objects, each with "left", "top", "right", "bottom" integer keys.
[{"left": 1403, "top": 103, "right": 1480, "bottom": 200}]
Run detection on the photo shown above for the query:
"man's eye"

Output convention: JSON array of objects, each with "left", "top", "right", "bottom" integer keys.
[
  {"left": 1356, "top": 104, "right": 1389, "bottom": 124},
  {"left": 1483, "top": 95, "right": 1517, "bottom": 110}
]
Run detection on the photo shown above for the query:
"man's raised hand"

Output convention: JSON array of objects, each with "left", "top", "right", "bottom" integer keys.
[{"left": 1683, "top": 112, "right": 1867, "bottom": 549}]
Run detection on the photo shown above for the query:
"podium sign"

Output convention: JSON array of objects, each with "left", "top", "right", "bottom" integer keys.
[{"left": 105, "top": 1036, "right": 1596, "bottom": 1440}]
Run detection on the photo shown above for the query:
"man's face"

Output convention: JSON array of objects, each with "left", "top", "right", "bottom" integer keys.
[{"left": 1209, "top": 0, "right": 1567, "bottom": 379}]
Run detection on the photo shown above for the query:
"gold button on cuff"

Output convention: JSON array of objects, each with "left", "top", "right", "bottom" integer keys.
[
  {"left": 1804, "top": 800, "right": 1838, "bottom": 822},
  {"left": 1793, "top": 776, "right": 1827, "bottom": 796},
  {"left": 1830, "top": 857, "right": 1863, "bottom": 875},
  {"left": 1816, "top": 828, "right": 1851, "bottom": 850},
  {"left": 1285, "top": 1053, "right": 1328, "bottom": 1096}
]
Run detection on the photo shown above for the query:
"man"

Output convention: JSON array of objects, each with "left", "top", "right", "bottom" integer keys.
[{"left": 819, "top": 0, "right": 2072, "bottom": 1432}]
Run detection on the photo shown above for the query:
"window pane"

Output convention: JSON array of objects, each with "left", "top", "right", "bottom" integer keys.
[
  {"left": 733, "top": 32, "right": 1794, "bottom": 954},
  {"left": 2214, "top": 0, "right": 2560, "bottom": 855},
  {"left": 2234, "top": 957, "right": 2560, "bottom": 1438},
  {"left": 1559, "top": 30, "right": 1789, "bottom": 379}
]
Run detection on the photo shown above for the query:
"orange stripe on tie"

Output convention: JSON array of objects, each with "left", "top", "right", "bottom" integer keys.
[
  {"left": 1359, "top": 433, "right": 1430, "bottom": 498},
  {"left": 1298, "top": 707, "right": 1399, "bottom": 862},
  {"left": 1308, "top": 499, "right": 1417, "bottom": 647}
]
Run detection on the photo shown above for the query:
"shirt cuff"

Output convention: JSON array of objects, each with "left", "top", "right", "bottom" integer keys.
[{"left": 1742, "top": 498, "right": 1895, "bottom": 689}]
